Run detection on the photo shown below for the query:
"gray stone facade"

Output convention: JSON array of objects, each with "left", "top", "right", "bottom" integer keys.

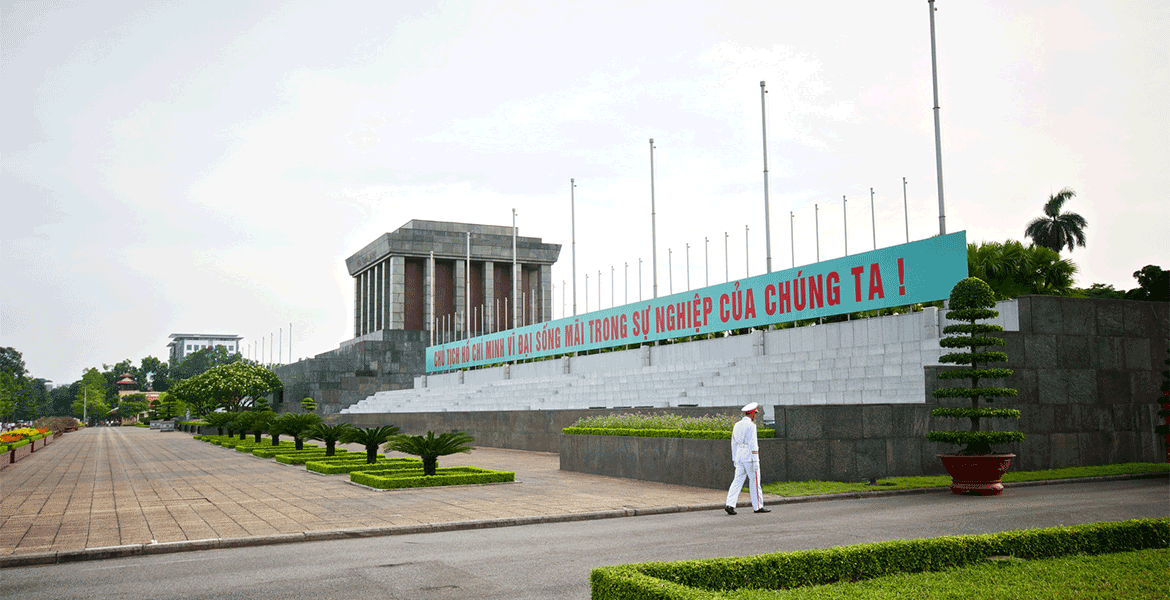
[{"left": 275, "top": 219, "right": 561, "bottom": 413}]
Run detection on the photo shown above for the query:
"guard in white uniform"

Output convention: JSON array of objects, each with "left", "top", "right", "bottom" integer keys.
[{"left": 724, "top": 402, "right": 769, "bottom": 514}]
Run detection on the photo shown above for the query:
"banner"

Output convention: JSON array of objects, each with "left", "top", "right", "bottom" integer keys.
[{"left": 428, "top": 231, "right": 967, "bottom": 372}]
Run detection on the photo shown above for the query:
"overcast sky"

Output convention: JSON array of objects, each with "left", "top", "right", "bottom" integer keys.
[{"left": 3, "top": 1, "right": 1167, "bottom": 386}]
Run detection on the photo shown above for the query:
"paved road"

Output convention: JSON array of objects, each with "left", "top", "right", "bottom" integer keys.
[{"left": 2, "top": 478, "right": 1165, "bottom": 599}]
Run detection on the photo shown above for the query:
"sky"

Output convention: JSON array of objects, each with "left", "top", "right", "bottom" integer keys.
[{"left": 2, "top": 0, "right": 1167, "bottom": 386}]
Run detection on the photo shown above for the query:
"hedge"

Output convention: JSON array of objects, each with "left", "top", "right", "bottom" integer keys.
[
  {"left": 273, "top": 450, "right": 347, "bottom": 465},
  {"left": 350, "top": 466, "right": 515, "bottom": 490},
  {"left": 305, "top": 458, "right": 422, "bottom": 475},
  {"left": 562, "top": 427, "right": 774, "bottom": 439},
  {"left": 250, "top": 444, "right": 322, "bottom": 458},
  {"left": 590, "top": 518, "right": 1170, "bottom": 599}
]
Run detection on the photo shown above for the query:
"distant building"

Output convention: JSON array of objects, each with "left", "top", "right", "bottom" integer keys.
[{"left": 167, "top": 333, "right": 243, "bottom": 363}]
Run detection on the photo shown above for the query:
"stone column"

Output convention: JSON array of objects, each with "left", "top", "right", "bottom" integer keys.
[
  {"left": 483, "top": 261, "right": 494, "bottom": 333},
  {"left": 454, "top": 259, "right": 466, "bottom": 338},
  {"left": 389, "top": 256, "right": 405, "bottom": 330},
  {"left": 540, "top": 264, "right": 553, "bottom": 323},
  {"left": 354, "top": 276, "right": 362, "bottom": 337},
  {"left": 425, "top": 254, "right": 435, "bottom": 338}
]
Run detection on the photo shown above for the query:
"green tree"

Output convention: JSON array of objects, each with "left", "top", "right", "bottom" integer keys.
[
  {"left": 301, "top": 397, "right": 317, "bottom": 413},
  {"left": 170, "top": 346, "right": 241, "bottom": 382},
  {"left": 342, "top": 425, "right": 400, "bottom": 464},
  {"left": 967, "top": 241, "right": 1077, "bottom": 300},
  {"left": 308, "top": 423, "right": 354, "bottom": 457},
  {"left": 0, "top": 371, "right": 16, "bottom": 420},
  {"left": 119, "top": 400, "right": 149, "bottom": 420},
  {"left": 140, "top": 355, "right": 171, "bottom": 391},
  {"left": 1024, "top": 187, "right": 1087, "bottom": 253},
  {"left": 156, "top": 393, "right": 181, "bottom": 421},
  {"left": 49, "top": 384, "right": 76, "bottom": 417},
  {"left": 1076, "top": 283, "right": 1126, "bottom": 299},
  {"left": 0, "top": 347, "right": 27, "bottom": 379},
  {"left": 386, "top": 431, "right": 475, "bottom": 475},
  {"left": 272, "top": 413, "right": 321, "bottom": 450},
  {"left": 73, "top": 368, "right": 109, "bottom": 424},
  {"left": 204, "top": 412, "right": 234, "bottom": 436},
  {"left": 1126, "top": 265, "right": 1169, "bottom": 302},
  {"left": 179, "top": 362, "right": 282, "bottom": 413}
]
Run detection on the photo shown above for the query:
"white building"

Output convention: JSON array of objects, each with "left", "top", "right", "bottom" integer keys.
[{"left": 167, "top": 333, "right": 243, "bottom": 363}]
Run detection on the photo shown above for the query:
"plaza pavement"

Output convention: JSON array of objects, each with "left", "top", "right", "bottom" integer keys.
[{"left": 1, "top": 426, "right": 1164, "bottom": 569}]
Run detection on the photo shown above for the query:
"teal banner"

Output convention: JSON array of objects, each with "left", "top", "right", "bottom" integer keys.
[{"left": 428, "top": 231, "right": 967, "bottom": 372}]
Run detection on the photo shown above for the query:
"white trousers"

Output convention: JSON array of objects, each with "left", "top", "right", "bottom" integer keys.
[{"left": 725, "top": 459, "right": 763, "bottom": 510}]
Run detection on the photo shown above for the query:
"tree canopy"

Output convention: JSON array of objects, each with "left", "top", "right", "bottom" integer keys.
[
  {"left": 967, "top": 240, "right": 1077, "bottom": 300},
  {"left": 1024, "top": 187, "right": 1087, "bottom": 253},
  {"left": 169, "top": 361, "right": 281, "bottom": 415}
]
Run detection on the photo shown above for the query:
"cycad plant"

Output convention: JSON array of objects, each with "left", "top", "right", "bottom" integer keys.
[
  {"left": 927, "top": 277, "right": 1025, "bottom": 455},
  {"left": 342, "top": 425, "right": 401, "bottom": 464},
  {"left": 387, "top": 431, "right": 475, "bottom": 476},
  {"left": 308, "top": 423, "right": 354, "bottom": 457},
  {"left": 204, "top": 412, "right": 234, "bottom": 436},
  {"left": 273, "top": 413, "right": 322, "bottom": 450}
]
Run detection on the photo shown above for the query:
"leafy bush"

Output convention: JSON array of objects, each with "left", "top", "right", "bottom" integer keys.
[
  {"left": 927, "top": 277, "right": 1024, "bottom": 455},
  {"left": 305, "top": 457, "right": 420, "bottom": 474},
  {"left": 570, "top": 413, "right": 742, "bottom": 431},
  {"left": 272, "top": 412, "right": 322, "bottom": 450},
  {"left": 307, "top": 422, "right": 354, "bottom": 457},
  {"left": 342, "top": 425, "right": 401, "bottom": 464},
  {"left": 590, "top": 518, "right": 1169, "bottom": 599}
]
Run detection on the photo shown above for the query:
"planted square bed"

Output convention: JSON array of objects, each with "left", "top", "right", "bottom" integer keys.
[
  {"left": 305, "top": 457, "right": 421, "bottom": 474},
  {"left": 350, "top": 466, "right": 515, "bottom": 489}
]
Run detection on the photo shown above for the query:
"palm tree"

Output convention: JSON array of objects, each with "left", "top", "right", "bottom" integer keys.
[
  {"left": 387, "top": 431, "right": 475, "bottom": 476},
  {"left": 1024, "top": 187, "right": 1087, "bottom": 252},
  {"left": 342, "top": 425, "right": 401, "bottom": 464},
  {"left": 307, "top": 423, "right": 354, "bottom": 457}
]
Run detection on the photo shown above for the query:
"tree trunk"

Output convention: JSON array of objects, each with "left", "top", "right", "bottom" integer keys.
[{"left": 423, "top": 456, "right": 438, "bottom": 476}]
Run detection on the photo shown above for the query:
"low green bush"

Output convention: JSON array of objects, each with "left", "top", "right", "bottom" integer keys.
[
  {"left": 563, "top": 427, "right": 774, "bottom": 439},
  {"left": 305, "top": 457, "right": 421, "bottom": 474},
  {"left": 350, "top": 466, "right": 515, "bottom": 489},
  {"left": 590, "top": 518, "right": 1170, "bottom": 599},
  {"left": 273, "top": 449, "right": 343, "bottom": 464},
  {"left": 250, "top": 444, "right": 320, "bottom": 458}
]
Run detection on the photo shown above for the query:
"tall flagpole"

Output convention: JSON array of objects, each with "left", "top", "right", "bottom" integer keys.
[
  {"left": 649, "top": 139, "right": 658, "bottom": 298},
  {"left": 929, "top": 0, "right": 947, "bottom": 235},
  {"left": 571, "top": 179, "right": 577, "bottom": 316},
  {"left": 512, "top": 209, "right": 518, "bottom": 329},
  {"left": 760, "top": 81, "right": 773, "bottom": 273}
]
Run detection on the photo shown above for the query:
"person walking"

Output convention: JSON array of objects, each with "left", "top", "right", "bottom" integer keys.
[{"left": 725, "top": 402, "right": 769, "bottom": 514}]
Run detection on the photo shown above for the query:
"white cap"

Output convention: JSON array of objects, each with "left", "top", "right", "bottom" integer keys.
[{"left": 741, "top": 402, "right": 759, "bottom": 413}]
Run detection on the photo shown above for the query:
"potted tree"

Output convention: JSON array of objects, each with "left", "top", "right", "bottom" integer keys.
[{"left": 927, "top": 277, "right": 1025, "bottom": 495}]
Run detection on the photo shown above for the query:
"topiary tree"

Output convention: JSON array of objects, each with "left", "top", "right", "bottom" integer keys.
[
  {"left": 301, "top": 397, "right": 317, "bottom": 413},
  {"left": 308, "top": 423, "right": 354, "bottom": 457},
  {"left": 928, "top": 277, "right": 1025, "bottom": 455},
  {"left": 342, "top": 425, "right": 400, "bottom": 464},
  {"left": 272, "top": 413, "right": 321, "bottom": 450},
  {"left": 387, "top": 431, "right": 475, "bottom": 476}
]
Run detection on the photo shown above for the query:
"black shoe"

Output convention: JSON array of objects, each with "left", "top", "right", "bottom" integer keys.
[
  {"left": 754, "top": 508, "right": 771, "bottom": 513},
  {"left": 725, "top": 506, "right": 736, "bottom": 515}
]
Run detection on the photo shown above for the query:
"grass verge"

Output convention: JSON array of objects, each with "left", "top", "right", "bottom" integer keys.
[
  {"left": 761, "top": 462, "right": 1169, "bottom": 497},
  {"left": 727, "top": 548, "right": 1169, "bottom": 599}
]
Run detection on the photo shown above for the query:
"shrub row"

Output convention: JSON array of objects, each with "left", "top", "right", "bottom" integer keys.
[
  {"left": 350, "top": 466, "right": 515, "bottom": 490},
  {"left": 562, "top": 427, "right": 775, "bottom": 439},
  {"left": 590, "top": 518, "right": 1170, "bottom": 599},
  {"left": 274, "top": 450, "right": 350, "bottom": 465},
  {"left": 305, "top": 457, "right": 421, "bottom": 474}
]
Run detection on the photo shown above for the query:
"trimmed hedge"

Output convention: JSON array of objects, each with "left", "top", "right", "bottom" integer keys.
[
  {"left": 590, "top": 518, "right": 1170, "bottom": 599},
  {"left": 250, "top": 444, "right": 322, "bottom": 458},
  {"left": 350, "top": 466, "right": 515, "bottom": 489},
  {"left": 274, "top": 450, "right": 346, "bottom": 465},
  {"left": 305, "top": 457, "right": 422, "bottom": 474},
  {"left": 562, "top": 427, "right": 775, "bottom": 439}
]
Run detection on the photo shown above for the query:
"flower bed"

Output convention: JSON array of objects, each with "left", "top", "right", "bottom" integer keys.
[
  {"left": 563, "top": 413, "right": 773, "bottom": 439},
  {"left": 350, "top": 466, "right": 515, "bottom": 490}
]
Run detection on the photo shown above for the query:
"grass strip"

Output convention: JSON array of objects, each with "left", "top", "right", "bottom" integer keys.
[
  {"left": 726, "top": 548, "right": 1169, "bottom": 599},
  {"left": 761, "top": 462, "right": 1170, "bottom": 497},
  {"left": 350, "top": 466, "right": 515, "bottom": 489},
  {"left": 590, "top": 518, "right": 1169, "bottom": 599}
]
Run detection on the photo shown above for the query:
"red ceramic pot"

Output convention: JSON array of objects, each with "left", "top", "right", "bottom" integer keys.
[{"left": 937, "top": 453, "right": 1015, "bottom": 496}]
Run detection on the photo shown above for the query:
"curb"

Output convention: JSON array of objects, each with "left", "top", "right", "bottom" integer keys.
[{"left": 2, "top": 472, "right": 1164, "bottom": 569}]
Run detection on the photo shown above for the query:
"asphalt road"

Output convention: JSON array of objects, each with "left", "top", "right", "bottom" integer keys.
[{"left": 2, "top": 478, "right": 1165, "bottom": 600}]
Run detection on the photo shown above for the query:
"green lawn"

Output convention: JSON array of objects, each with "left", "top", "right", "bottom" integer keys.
[
  {"left": 761, "top": 463, "right": 1169, "bottom": 497},
  {"left": 727, "top": 548, "right": 1169, "bottom": 599}
]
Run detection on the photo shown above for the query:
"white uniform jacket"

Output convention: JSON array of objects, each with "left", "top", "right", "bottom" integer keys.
[{"left": 730, "top": 416, "right": 759, "bottom": 463}]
